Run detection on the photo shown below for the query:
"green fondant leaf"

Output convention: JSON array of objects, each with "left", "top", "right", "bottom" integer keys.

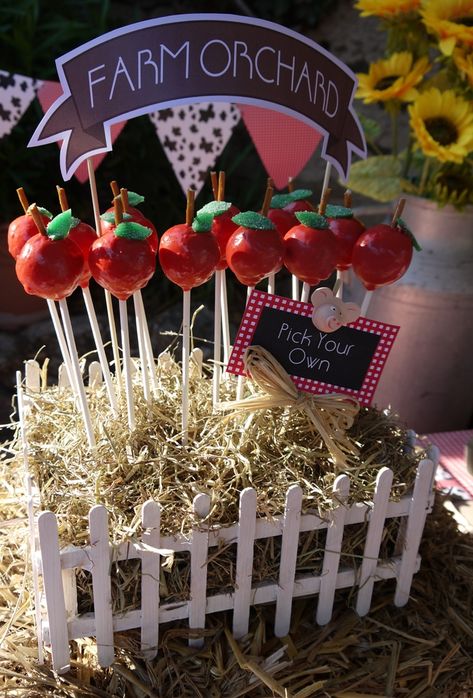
[
  {"left": 127, "top": 191, "right": 145, "bottom": 206},
  {"left": 37, "top": 206, "right": 53, "bottom": 219},
  {"left": 192, "top": 211, "right": 214, "bottom": 232},
  {"left": 295, "top": 211, "right": 329, "bottom": 229},
  {"left": 71, "top": 216, "right": 80, "bottom": 227},
  {"left": 114, "top": 221, "right": 151, "bottom": 240},
  {"left": 198, "top": 200, "right": 232, "bottom": 218},
  {"left": 100, "top": 211, "right": 132, "bottom": 223},
  {"left": 270, "top": 194, "right": 294, "bottom": 209},
  {"left": 325, "top": 204, "right": 353, "bottom": 219},
  {"left": 46, "top": 209, "right": 74, "bottom": 240},
  {"left": 396, "top": 217, "right": 422, "bottom": 251},
  {"left": 289, "top": 188, "right": 312, "bottom": 201},
  {"left": 231, "top": 211, "right": 275, "bottom": 230}
]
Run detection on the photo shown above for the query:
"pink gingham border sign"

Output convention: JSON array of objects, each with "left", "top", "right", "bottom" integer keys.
[{"left": 227, "top": 290, "right": 399, "bottom": 407}]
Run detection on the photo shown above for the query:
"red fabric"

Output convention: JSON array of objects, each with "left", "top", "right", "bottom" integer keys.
[
  {"left": 37, "top": 81, "right": 126, "bottom": 184},
  {"left": 425, "top": 430, "right": 473, "bottom": 498},
  {"left": 239, "top": 104, "right": 323, "bottom": 190}
]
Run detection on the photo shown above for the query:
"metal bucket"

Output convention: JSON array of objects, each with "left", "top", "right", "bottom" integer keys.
[{"left": 361, "top": 196, "right": 473, "bottom": 433}]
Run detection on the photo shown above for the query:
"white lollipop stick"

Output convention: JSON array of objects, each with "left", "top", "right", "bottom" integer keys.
[
  {"left": 133, "top": 292, "right": 151, "bottom": 405},
  {"left": 212, "top": 272, "right": 222, "bottom": 408},
  {"left": 321, "top": 161, "right": 332, "bottom": 199},
  {"left": 58, "top": 298, "right": 96, "bottom": 449},
  {"left": 182, "top": 289, "right": 191, "bottom": 445},
  {"left": 292, "top": 275, "right": 299, "bottom": 301},
  {"left": 336, "top": 271, "right": 344, "bottom": 299},
  {"left": 221, "top": 270, "right": 231, "bottom": 367},
  {"left": 360, "top": 290, "right": 373, "bottom": 317},
  {"left": 135, "top": 291, "right": 159, "bottom": 397},
  {"left": 267, "top": 273, "right": 275, "bottom": 295},
  {"left": 87, "top": 158, "right": 122, "bottom": 391},
  {"left": 46, "top": 299, "right": 77, "bottom": 396},
  {"left": 119, "top": 299, "right": 135, "bottom": 431},
  {"left": 301, "top": 282, "right": 311, "bottom": 303},
  {"left": 236, "top": 286, "right": 253, "bottom": 400},
  {"left": 82, "top": 286, "right": 118, "bottom": 415}
]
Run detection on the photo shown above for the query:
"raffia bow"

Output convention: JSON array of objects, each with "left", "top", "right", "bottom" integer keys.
[{"left": 219, "top": 346, "right": 360, "bottom": 467}]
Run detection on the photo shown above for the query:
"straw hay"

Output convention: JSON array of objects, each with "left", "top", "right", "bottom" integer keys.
[
  {"left": 5, "top": 351, "right": 427, "bottom": 609},
  {"left": 1, "top": 351, "right": 473, "bottom": 694}
]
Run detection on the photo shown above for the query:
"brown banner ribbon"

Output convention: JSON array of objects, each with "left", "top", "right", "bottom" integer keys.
[
  {"left": 218, "top": 346, "right": 360, "bottom": 467},
  {"left": 28, "top": 14, "right": 366, "bottom": 181}
]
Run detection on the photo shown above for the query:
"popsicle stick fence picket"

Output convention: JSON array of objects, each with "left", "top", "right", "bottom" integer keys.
[{"left": 20, "top": 359, "right": 439, "bottom": 675}]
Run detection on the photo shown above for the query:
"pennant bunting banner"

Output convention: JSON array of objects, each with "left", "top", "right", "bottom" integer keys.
[
  {"left": 37, "top": 80, "right": 127, "bottom": 184},
  {"left": 149, "top": 102, "right": 240, "bottom": 196},
  {"left": 0, "top": 71, "right": 42, "bottom": 140},
  {"left": 239, "top": 104, "right": 323, "bottom": 190}
]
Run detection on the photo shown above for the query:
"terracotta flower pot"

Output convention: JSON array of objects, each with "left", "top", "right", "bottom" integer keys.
[
  {"left": 365, "top": 196, "right": 473, "bottom": 433},
  {"left": 0, "top": 224, "right": 48, "bottom": 330}
]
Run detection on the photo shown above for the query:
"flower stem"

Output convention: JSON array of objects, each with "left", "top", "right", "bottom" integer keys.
[
  {"left": 419, "top": 157, "right": 430, "bottom": 196},
  {"left": 390, "top": 107, "right": 399, "bottom": 156}
]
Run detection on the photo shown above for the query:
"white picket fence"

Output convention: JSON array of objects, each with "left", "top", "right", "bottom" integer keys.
[{"left": 19, "top": 360, "right": 439, "bottom": 675}]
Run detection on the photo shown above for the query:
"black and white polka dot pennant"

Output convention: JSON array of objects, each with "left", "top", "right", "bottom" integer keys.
[{"left": 149, "top": 102, "right": 240, "bottom": 195}]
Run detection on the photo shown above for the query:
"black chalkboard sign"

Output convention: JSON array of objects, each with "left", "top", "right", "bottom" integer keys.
[
  {"left": 227, "top": 290, "right": 399, "bottom": 406},
  {"left": 252, "top": 306, "right": 379, "bottom": 390}
]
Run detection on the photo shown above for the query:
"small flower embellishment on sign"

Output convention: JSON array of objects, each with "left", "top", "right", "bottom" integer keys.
[{"left": 311, "top": 287, "right": 360, "bottom": 333}]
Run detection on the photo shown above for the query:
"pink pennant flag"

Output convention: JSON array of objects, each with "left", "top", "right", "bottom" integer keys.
[
  {"left": 239, "top": 105, "right": 323, "bottom": 190},
  {"left": 37, "top": 81, "right": 126, "bottom": 184}
]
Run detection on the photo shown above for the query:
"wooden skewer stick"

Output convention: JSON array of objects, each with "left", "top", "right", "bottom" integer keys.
[
  {"left": 120, "top": 187, "right": 130, "bottom": 213},
  {"left": 17, "top": 187, "right": 30, "bottom": 214},
  {"left": 318, "top": 187, "right": 331, "bottom": 216},
  {"left": 344, "top": 189, "right": 353, "bottom": 209},
  {"left": 210, "top": 171, "right": 219, "bottom": 200},
  {"left": 217, "top": 171, "right": 225, "bottom": 202},
  {"left": 391, "top": 198, "right": 406, "bottom": 225},
  {"left": 87, "top": 159, "right": 122, "bottom": 391},
  {"left": 110, "top": 180, "right": 120, "bottom": 198}
]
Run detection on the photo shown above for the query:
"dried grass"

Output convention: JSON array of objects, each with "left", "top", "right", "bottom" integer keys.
[{"left": 1, "top": 351, "right": 472, "bottom": 695}]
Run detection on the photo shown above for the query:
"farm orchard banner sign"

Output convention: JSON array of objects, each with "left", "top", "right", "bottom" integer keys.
[{"left": 28, "top": 14, "right": 366, "bottom": 181}]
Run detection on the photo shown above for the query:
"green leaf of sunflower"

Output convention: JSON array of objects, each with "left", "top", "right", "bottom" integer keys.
[{"left": 345, "top": 155, "right": 403, "bottom": 203}]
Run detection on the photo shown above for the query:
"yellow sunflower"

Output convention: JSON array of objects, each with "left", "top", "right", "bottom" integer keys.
[
  {"left": 408, "top": 87, "right": 473, "bottom": 162},
  {"left": 421, "top": 0, "right": 473, "bottom": 55},
  {"left": 452, "top": 45, "right": 473, "bottom": 86},
  {"left": 357, "top": 52, "right": 430, "bottom": 104},
  {"left": 355, "top": 0, "right": 421, "bottom": 18}
]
